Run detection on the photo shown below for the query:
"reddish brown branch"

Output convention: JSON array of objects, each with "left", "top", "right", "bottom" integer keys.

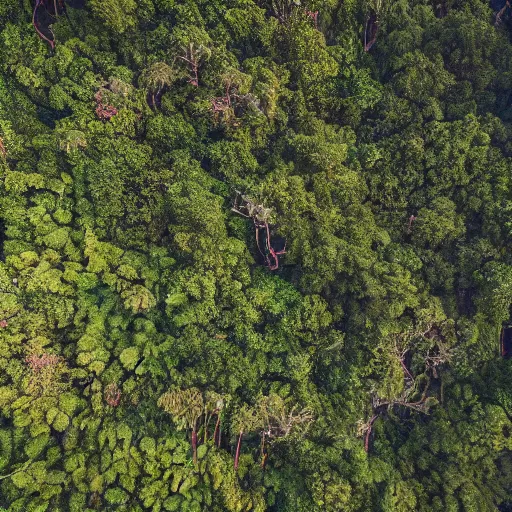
[
  {"left": 178, "top": 44, "right": 200, "bottom": 87},
  {"left": 364, "top": 414, "right": 379, "bottom": 452},
  {"left": 407, "top": 215, "right": 417, "bottom": 233},
  {"left": 33, "top": 0, "right": 56, "bottom": 49},
  {"left": 233, "top": 193, "right": 286, "bottom": 270},
  {"left": 364, "top": 13, "right": 379, "bottom": 52},
  {"left": 260, "top": 431, "right": 268, "bottom": 468},
  {"left": 0, "top": 138, "right": 6, "bottom": 159},
  {"left": 400, "top": 358, "right": 414, "bottom": 381},
  {"left": 496, "top": 1, "right": 511, "bottom": 25}
]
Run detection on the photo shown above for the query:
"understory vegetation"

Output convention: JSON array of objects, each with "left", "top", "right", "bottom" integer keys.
[{"left": 0, "top": 0, "right": 512, "bottom": 510}]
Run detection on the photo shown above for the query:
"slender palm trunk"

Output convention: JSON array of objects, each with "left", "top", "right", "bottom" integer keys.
[
  {"left": 234, "top": 430, "right": 243, "bottom": 470},
  {"left": 213, "top": 413, "right": 221, "bottom": 447},
  {"left": 192, "top": 428, "right": 198, "bottom": 464},
  {"left": 260, "top": 432, "right": 268, "bottom": 468}
]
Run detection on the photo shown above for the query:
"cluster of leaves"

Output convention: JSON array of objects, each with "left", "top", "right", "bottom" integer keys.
[{"left": 0, "top": 0, "right": 511, "bottom": 510}]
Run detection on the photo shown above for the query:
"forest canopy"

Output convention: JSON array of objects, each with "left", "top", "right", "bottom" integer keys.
[{"left": 0, "top": 0, "right": 512, "bottom": 510}]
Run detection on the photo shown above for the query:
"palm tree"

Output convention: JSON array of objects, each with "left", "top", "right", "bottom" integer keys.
[
  {"left": 158, "top": 387, "right": 204, "bottom": 463},
  {"left": 141, "top": 61, "right": 177, "bottom": 109},
  {"left": 231, "top": 404, "right": 262, "bottom": 470},
  {"left": 204, "top": 391, "right": 228, "bottom": 446},
  {"left": 58, "top": 130, "right": 87, "bottom": 153}
]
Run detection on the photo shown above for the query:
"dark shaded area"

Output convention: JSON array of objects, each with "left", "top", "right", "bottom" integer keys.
[
  {"left": 33, "top": 0, "right": 59, "bottom": 48},
  {"left": 65, "top": 0, "right": 85, "bottom": 8},
  {"left": 500, "top": 324, "right": 512, "bottom": 358},
  {"left": 491, "top": 0, "right": 512, "bottom": 25},
  {"left": 32, "top": 0, "right": 84, "bottom": 48},
  {"left": 491, "top": 0, "right": 508, "bottom": 10},
  {"left": 364, "top": 12, "right": 378, "bottom": 51},
  {"left": 37, "top": 105, "right": 72, "bottom": 128}
]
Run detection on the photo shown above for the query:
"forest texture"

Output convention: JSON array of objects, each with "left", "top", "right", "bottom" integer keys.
[{"left": 0, "top": 0, "right": 512, "bottom": 510}]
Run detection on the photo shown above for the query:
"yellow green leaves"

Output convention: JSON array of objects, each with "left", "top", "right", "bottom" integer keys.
[
  {"left": 24, "top": 434, "right": 49, "bottom": 460},
  {"left": 119, "top": 347, "right": 140, "bottom": 370},
  {"left": 89, "top": 0, "right": 137, "bottom": 34},
  {"left": 411, "top": 197, "right": 465, "bottom": 250},
  {"left": 121, "top": 285, "right": 157, "bottom": 314},
  {"left": 139, "top": 437, "right": 156, "bottom": 457},
  {"left": 84, "top": 230, "right": 157, "bottom": 313},
  {"left": 46, "top": 409, "right": 69, "bottom": 432},
  {"left": 77, "top": 336, "right": 110, "bottom": 379},
  {"left": 13, "top": 66, "right": 42, "bottom": 89},
  {"left": 3, "top": 171, "right": 44, "bottom": 193},
  {"left": 104, "top": 487, "right": 129, "bottom": 504},
  {"left": 158, "top": 387, "right": 204, "bottom": 432},
  {"left": 197, "top": 444, "right": 208, "bottom": 460},
  {"left": 84, "top": 230, "right": 123, "bottom": 274}
]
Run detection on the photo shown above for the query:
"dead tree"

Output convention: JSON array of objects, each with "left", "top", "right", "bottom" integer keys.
[
  {"left": 361, "top": 388, "right": 436, "bottom": 452},
  {"left": 232, "top": 192, "right": 286, "bottom": 270},
  {"left": 177, "top": 43, "right": 210, "bottom": 87},
  {"left": 210, "top": 71, "right": 262, "bottom": 126},
  {"left": 257, "top": 394, "right": 313, "bottom": 468},
  {"left": 271, "top": 0, "right": 295, "bottom": 23},
  {"left": 361, "top": 321, "right": 451, "bottom": 452}
]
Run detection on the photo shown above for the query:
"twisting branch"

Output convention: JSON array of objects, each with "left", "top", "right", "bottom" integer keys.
[
  {"left": 33, "top": 0, "right": 56, "bottom": 49},
  {"left": 361, "top": 414, "right": 378, "bottom": 452},
  {"left": 177, "top": 43, "right": 210, "bottom": 87},
  {"left": 232, "top": 191, "right": 286, "bottom": 270},
  {"left": 407, "top": 215, "right": 417, "bottom": 234},
  {"left": 364, "top": 12, "right": 379, "bottom": 52},
  {"left": 496, "top": 0, "right": 511, "bottom": 25}
]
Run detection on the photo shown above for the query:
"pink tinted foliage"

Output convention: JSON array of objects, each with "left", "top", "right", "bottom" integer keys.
[
  {"left": 95, "top": 104, "right": 118, "bottom": 121},
  {"left": 25, "top": 353, "right": 62, "bottom": 372},
  {"left": 0, "top": 320, "right": 7, "bottom": 328},
  {"left": 94, "top": 90, "right": 118, "bottom": 121},
  {"left": 305, "top": 9, "right": 318, "bottom": 28},
  {"left": 105, "top": 383, "right": 121, "bottom": 407}
]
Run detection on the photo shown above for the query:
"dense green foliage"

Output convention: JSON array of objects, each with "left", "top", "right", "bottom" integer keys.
[{"left": 0, "top": 0, "right": 512, "bottom": 510}]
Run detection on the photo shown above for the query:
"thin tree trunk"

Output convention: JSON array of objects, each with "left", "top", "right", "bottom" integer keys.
[
  {"left": 213, "top": 413, "right": 221, "bottom": 446},
  {"left": 364, "top": 415, "right": 378, "bottom": 452},
  {"left": 204, "top": 411, "right": 209, "bottom": 444},
  {"left": 260, "top": 432, "right": 268, "bottom": 468},
  {"left": 400, "top": 358, "right": 414, "bottom": 381},
  {"left": 192, "top": 428, "right": 198, "bottom": 464},
  {"left": 234, "top": 431, "right": 243, "bottom": 470}
]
